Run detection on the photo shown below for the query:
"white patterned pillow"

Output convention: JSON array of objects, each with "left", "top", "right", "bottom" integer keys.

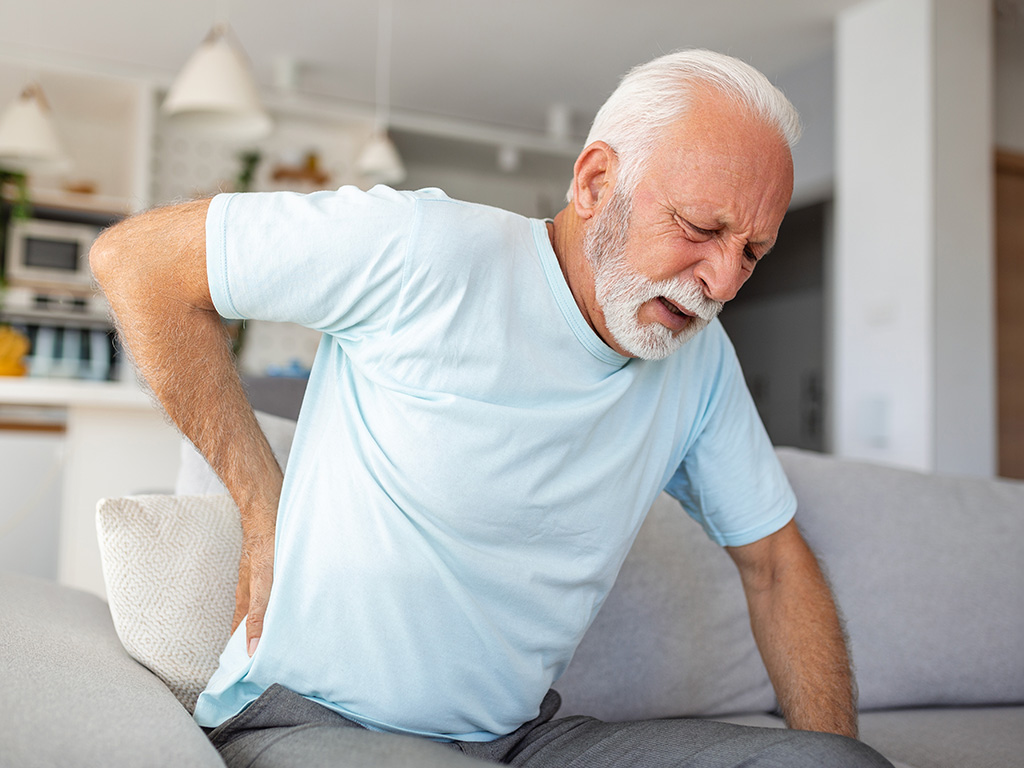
[{"left": 96, "top": 494, "right": 241, "bottom": 713}]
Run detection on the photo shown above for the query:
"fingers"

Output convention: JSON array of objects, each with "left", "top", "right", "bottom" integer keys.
[{"left": 242, "top": 537, "right": 275, "bottom": 657}]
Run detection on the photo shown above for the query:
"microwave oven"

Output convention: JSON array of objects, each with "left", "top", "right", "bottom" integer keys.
[{"left": 4, "top": 217, "right": 101, "bottom": 295}]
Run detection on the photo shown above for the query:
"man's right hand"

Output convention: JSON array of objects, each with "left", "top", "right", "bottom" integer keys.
[{"left": 232, "top": 525, "right": 276, "bottom": 656}]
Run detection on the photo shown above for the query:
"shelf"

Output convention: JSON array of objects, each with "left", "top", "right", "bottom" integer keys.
[
  {"left": 27, "top": 188, "right": 136, "bottom": 218},
  {"left": 2, "top": 307, "right": 112, "bottom": 329},
  {"left": 0, "top": 376, "right": 156, "bottom": 410}
]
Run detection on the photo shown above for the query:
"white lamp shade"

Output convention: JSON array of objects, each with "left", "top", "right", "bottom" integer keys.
[
  {"left": 356, "top": 132, "right": 406, "bottom": 186},
  {"left": 163, "top": 26, "right": 272, "bottom": 140},
  {"left": 0, "top": 84, "right": 69, "bottom": 172}
]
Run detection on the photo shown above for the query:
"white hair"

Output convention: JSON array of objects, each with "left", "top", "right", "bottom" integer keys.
[{"left": 568, "top": 49, "right": 801, "bottom": 201}]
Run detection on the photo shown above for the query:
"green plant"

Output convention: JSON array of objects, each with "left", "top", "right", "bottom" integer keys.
[
  {"left": 0, "top": 168, "right": 31, "bottom": 314},
  {"left": 0, "top": 168, "right": 31, "bottom": 220},
  {"left": 235, "top": 150, "right": 262, "bottom": 193}
]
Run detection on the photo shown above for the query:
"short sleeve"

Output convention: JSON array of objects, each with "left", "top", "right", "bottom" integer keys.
[
  {"left": 205, "top": 185, "right": 421, "bottom": 336},
  {"left": 664, "top": 336, "right": 796, "bottom": 547}
]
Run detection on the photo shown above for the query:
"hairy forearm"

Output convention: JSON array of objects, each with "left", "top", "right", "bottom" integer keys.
[
  {"left": 93, "top": 200, "right": 281, "bottom": 647},
  {"left": 118, "top": 291, "right": 282, "bottom": 513},
  {"left": 92, "top": 202, "right": 282, "bottom": 554},
  {"left": 732, "top": 523, "right": 858, "bottom": 738}
]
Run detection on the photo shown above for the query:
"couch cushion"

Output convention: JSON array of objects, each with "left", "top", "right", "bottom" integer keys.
[
  {"left": 554, "top": 491, "right": 777, "bottom": 720},
  {"left": 96, "top": 494, "right": 240, "bottom": 713},
  {"left": 776, "top": 448, "right": 1024, "bottom": 710},
  {"left": 857, "top": 707, "right": 1024, "bottom": 768},
  {"left": 0, "top": 570, "right": 225, "bottom": 768}
]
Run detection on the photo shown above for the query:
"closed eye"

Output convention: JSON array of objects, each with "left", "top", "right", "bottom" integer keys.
[
  {"left": 675, "top": 214, "right": 717, "bottom": 240},
  {"left": 677, "top": 212, "right": 768, "bottom": 267}
]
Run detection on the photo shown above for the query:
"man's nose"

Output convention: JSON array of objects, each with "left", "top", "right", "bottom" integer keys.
[{"left": 692, "top": 249, "right": 747, "bottom": 304}]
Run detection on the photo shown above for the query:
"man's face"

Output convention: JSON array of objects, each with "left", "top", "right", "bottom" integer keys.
[
  {"left": 584, "top": 186, "right": 723, "bottom": 359},
  {"left": 583, "top": 94, "right": 794, "bottom": 360}
]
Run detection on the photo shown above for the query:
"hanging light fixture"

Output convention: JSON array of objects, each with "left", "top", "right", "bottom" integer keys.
[
  {"left": 0, "top": 83, "right": 69, "bottom": 172},
  {"left": 357, "top": 0, "right": 406, "bottom": 186},
  {"left": 163, "top": 23, "right": 272, "bottom": 140}
]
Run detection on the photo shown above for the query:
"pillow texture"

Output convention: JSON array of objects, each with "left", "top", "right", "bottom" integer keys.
[{"left": 96, "top": 494, "right": 241, "bottom": 713}]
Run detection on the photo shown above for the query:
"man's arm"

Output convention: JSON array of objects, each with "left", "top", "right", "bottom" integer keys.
[
  {"left": 90, "top": 199, "right": 281, "bottom": 656},
  {"left": 726, "top": 520, "right": 858, "bottom": 738}
]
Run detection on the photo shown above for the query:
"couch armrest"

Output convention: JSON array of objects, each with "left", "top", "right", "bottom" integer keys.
[{"left": 0, "top": 571, "right": 224, "bottom": 768}]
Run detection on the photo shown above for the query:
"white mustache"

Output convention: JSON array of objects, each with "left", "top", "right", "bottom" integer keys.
[{"left": 643, "top": 278, "right": 724, "bottom": 323}]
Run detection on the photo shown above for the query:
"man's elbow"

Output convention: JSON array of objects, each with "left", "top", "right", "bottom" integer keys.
[
  {"left": 89, "top": 227, "right": 120, "bottom": 291},
  {"left": 727, "top": 520, "right": 818, "bottom": 595}
]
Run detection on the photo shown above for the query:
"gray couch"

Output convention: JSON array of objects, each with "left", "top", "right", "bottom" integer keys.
[{"left": 2, "top": 424, "right": 1022, "bottom": 767}]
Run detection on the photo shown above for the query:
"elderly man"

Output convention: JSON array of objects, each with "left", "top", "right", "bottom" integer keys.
[{"left": 92, "top": 50, "right": 892, "bottom": 767}]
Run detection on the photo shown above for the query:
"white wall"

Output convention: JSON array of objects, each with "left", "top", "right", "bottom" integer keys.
[
  {"left": 834, "top": 0, "right": 995, "bottom": 474},
  {"left": 775, "top": 49, "right": 836, "bottom": 207}
]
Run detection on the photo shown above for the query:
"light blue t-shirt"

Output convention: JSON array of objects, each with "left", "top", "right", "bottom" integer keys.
[{"left": 193, "top": 186, "right": 796, "bottom": 740}]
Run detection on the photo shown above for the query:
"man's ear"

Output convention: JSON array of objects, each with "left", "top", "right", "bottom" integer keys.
[{"left": 571, "top": 142, "right": 618, "bottom": 220}]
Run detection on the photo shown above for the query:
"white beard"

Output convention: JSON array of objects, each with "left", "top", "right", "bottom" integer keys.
[{"left": 585, "top": 189, "right": 723, "bottom": 360}]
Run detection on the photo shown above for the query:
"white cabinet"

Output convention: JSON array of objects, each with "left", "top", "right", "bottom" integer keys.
[
  {"left": 0, "top": 378, "right": 181, "bottom": 598},
  {"left": 0, "top": 426, "right": 62, "bottom": 580}
]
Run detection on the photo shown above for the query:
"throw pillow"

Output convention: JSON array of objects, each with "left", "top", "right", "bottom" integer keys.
[{"left": 96, "top": 494, "right": 241, "bottom": 713}]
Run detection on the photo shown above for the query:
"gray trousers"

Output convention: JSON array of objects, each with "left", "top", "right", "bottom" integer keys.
[{"left": 207, "top": 684, "right": 894, "bottom": 768}]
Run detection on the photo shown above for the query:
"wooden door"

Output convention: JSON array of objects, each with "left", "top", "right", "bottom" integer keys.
[{"left": 996, "top": 151, "right": 1024, "bottom": 479}]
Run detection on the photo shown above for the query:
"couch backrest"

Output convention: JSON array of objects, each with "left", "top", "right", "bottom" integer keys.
[
  {"left": 775, "top": 448, "right": 1024, "bottom": 711},
  {"left": 556, "top": 448, "right": 1024, "bottom": 719}
]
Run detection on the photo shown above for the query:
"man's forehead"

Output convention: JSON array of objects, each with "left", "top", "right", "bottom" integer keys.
[{"left": 653, "top": 103, "right": 794, "bottom": 239}]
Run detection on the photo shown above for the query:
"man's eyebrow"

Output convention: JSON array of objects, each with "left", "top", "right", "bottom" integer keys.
[
  {"left": 745, "top": 240, "right": 776, "bottom": 261},
  {"left": 676, "top": 210, "right": 777, "bottom": 257}
]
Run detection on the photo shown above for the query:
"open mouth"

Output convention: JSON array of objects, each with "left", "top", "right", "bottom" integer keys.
[
  {"left": 649, "top": 296, "right": 694, "bottom": 334},
  {"left": 658, "top": 296, "right": 692, "bottom": 318}
]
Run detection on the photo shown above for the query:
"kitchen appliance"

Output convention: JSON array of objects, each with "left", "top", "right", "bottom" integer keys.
[
  {"left": 4, "top": 217, "right": 100, "bottom": 294},
  {"left": 2, "top": 211, "right": 120, "bottom": 381}
]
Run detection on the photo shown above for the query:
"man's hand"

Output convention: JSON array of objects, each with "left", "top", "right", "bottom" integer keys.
[
  {"left": 232, "top": 509, "right": 277, "bottom": 656},
  {"left": 727, "top": 520, "right": 858, "bottom": 738},
  {"left": 90, "top": 198, "right": 284, "bottom": 656}
]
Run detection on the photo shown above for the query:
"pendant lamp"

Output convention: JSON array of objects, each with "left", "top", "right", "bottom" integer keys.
[
  {"left": 356, "top": 0, "right": 406, "bottom": 186},
  {"left": 0, "top": 83, "right": 69, "bottom": 172},
  {"left": 163, "top": 24, "right": 272, "bottom": 140}
]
